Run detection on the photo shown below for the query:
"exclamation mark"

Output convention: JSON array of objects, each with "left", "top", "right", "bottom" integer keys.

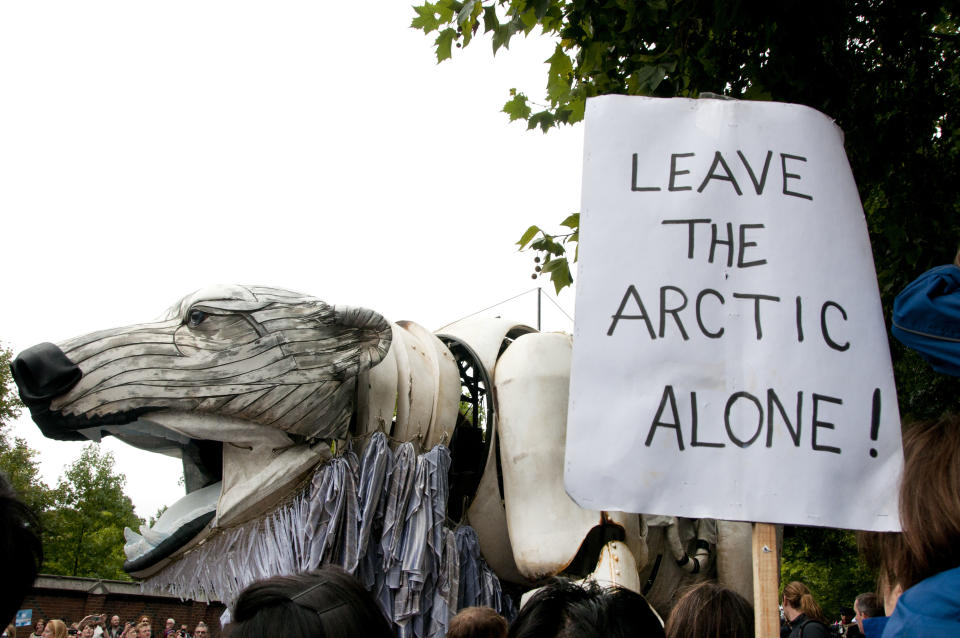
[{"left": 869, "top": 388, "right": 881, "bottom": 458}]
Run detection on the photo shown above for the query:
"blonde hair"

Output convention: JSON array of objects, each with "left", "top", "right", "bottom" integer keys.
[
  {"left": 782, "top": 581, "right": 827, "bottom": 624},
  {"left": 45, "top": 620, "right": 68, "bottom": 638}
]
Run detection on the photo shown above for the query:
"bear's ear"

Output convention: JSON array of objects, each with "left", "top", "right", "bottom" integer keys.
[{"left": 325, "top": 304, "right": 393, "bottom": 379}]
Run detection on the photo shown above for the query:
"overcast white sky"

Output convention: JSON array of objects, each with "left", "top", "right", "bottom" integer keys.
[{"left": 0, "top": 2, "right": 582, "bottom": 520}]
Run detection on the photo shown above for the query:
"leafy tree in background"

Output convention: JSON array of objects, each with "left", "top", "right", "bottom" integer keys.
[
  {"left": 413, "top": 0, "right": 960, "bottom": 608},
  {"left": 0, "top": 344, "right": 51, "bottom": 515},
  {"left": 0, "top": 345, "right": 22, "bottom": 426},
  {"left": 43, "top": 444, "right": 142, "bottom": 579},
  {"left": 412, "top": 0, "right": 960, "bottom": 420},
  {"left": 781, "top": 527, "right": 877, "bottom": 621}
]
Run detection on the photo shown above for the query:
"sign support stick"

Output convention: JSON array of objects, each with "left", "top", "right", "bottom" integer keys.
[{"left": 752, "top": 522, "right": 779, "bottom": 638}]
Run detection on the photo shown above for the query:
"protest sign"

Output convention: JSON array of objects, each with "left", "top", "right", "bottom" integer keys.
[
  {"left": 16, "top": 610, "right": 32, "bottom": 627},
  {"left": 565, "top": 96, "right": 902, "bottom": 531}
]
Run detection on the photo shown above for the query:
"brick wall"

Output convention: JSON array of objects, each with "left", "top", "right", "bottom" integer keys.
[{"left": 12, "top": 576, "right": 225, "bottom": 638}]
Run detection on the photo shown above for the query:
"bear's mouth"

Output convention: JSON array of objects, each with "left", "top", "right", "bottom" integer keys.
[{"left": 76, "top": 410, "right": 329, "bottom": 577}]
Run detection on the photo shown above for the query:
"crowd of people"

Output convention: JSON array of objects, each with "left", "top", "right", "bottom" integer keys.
[{"left": 3, "top": 615, "right": 211, "bottom": 638}]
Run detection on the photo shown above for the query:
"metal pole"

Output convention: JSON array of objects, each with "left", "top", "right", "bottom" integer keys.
[{"left": 537, "top": 288, "right": 542, "bottom": 331}]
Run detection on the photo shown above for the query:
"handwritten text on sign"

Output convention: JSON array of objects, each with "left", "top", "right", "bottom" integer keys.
[{"left": 565, "top": 97, "right": 902, "bottom": 531}]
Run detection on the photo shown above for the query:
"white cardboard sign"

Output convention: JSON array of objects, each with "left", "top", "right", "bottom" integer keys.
[{"left": 565, "top": 96, "right": 902, "bottom": 531}]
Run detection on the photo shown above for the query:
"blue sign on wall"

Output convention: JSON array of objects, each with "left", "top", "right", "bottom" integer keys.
[{"left": 15, "top": 609, "right": 32, "bottom": 627}]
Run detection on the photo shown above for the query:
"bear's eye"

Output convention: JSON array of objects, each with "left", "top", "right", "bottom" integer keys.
[{"left": 187, "top": 310, "right": 208, "bottom": 327}]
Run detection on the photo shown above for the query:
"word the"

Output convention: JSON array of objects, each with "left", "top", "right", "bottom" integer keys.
[{"left": 662, "top": 218, "right": 766, "bottom": 268}]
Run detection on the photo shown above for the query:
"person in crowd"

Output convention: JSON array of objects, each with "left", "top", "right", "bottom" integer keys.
[
  {"left": 507, "top": 578, "right": 664, "bottom": 638},
  {"left": 191, "top": 624, "right": 208, "bottom": 638},
  {"left": 33, "top": 619, "right": 46, "bottom": 638},
  {"left": 851, "top": 592, "right": 884, "bottom": 638},
  {"left": 42, "top": 620, "right": 68, "bottom": 638},
  {"left": 177, "top": 625, "right": 190, "bottom": 638},
  {"left": 80, "top": 623, "right": 95, "bottom": 638},
  {"left": 447, "top": 606, "right": 508, "bottom": 638},
  {"left": 228, "top": 566, "right": 394, "bottom": 638},
  {"left": 4, "top": 623, "right": 16, "bottom": 637},
  {"left": 0, "top": 472, "right": 43, "bottom": 628},
  {"left": 872, "top": 414, "right": 960, "bottom": 637},
  {"left": 104, "top": 617, "right": 123, "bottom": 638},
  {"left": 135, "top": 622, "right": 151, "bottom": 638},
  {"left": 834, "top": 608, "right": 855, "bottom": 635},
  {"left": 781, "top": 581, "right": 830, "bottom": 638},
  {"left": 119, "top": 625, "right": 137, "bottom": 638},
  {"left": 161, "top": 620, "right": 174, "bottom": 638},
  {"left": 664, "top": 581, "right": 753, "bottom": 638}
]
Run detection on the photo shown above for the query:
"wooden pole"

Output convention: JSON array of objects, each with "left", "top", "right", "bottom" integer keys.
[{"left": 753, "top": 523, "right": 779, "bottom": 638}]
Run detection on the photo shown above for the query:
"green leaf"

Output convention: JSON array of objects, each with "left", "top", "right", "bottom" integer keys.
[
  {"left": 411, "top": 3, "right": 443, "bottom": 33},
  {"left": 435, "top": 28, "right": 457, "bottom": 62},
  {"left": 482, "top": 5, "right": 499, "bottom": 33},
  {"left": 542, "top": 258, "right": 573, "bottom": 293},
  {"left": 527, "top": 110, "right": 555, "bottom": 132},
  {"left": 503, "top": 93, "right": 532, "bottom": 121},
  {"left": 517, "top": 224, "right": 542, "bottom": 248},
  {"left": 560, "top": 212, "right": 579, "bottom": 229},
  {"left": 546, "top": 44, "right": 573, "bottom": 102},
  {"left": 492, "top": 18, "right": 519, "bottom": 53}
]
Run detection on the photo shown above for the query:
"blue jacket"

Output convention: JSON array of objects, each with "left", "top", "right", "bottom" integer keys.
[
  {"left": 881, "top": 565, "right": 960, "bottom": 637},
  {"left": 891, "top": 264, "right": 960, "bottom": 376}
]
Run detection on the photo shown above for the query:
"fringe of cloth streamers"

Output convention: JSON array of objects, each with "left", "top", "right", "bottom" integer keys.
[{"left": 141, "top": 432, "right": 514, "bottom": 637}]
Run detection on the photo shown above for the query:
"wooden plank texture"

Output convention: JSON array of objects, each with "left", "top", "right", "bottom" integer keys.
[{"left": 752, "top": 522, "right": 780, "bottom": 638}]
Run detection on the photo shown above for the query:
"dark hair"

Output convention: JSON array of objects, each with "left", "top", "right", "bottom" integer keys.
[
  {"left": 895, "top": 414, "right": 960, "bottom": 589},
  {"left": 0, "top": 472, "right": 43, "bottom": 627},
  {"left": 854, "top": 592, "right": 883, "bottom": 619},
  {"left": 664, "top": 582, "right": 753, "bottom": 638},
  {"left": 508, "top": 579, "right": 664, "bottom": 638},
  {"left": 448, "top": 606, "right": 508, "bottom": 638},
  {"left": 228, "top": 566, "right": 393, "bottom": 638}
]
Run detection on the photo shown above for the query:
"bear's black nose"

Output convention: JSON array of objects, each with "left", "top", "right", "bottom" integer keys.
[{"left": 11, "top": 342, "right": 82, "bottom": 405}]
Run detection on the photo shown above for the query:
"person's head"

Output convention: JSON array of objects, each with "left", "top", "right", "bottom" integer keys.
[
  {"left": 665, "top": 582, "right": 753, "bottom": 638},
  {"left": 893, "top": 414, "right": 960, "bottom": 589},
  {"left": 853, "top": 592, "right": 884, "bottom": 631},
  {"left": 508, "top": 578, "right": 664, "bottom": 638},
  {"left": 0, "top": 472, "right": 43, "bottom": 627},
  {"left": 839, "top": 607, "right": 854, "bottom": 623},
  {"left": 36, "top": 619, "right": 46, "bottom": 633},
  {"left": 164, "top": 620, "right": 174, "bottom": 632},
  {"left": 448, "top": 607, "right": 508, "bottom": 638},
  {"left": 42, "top": 620, "right": 67, "bottom": 638},
  {"left": 111, "top": 617, "right": 120, "bottom": 628},
  {"left": 80, "top": 625, "right": 94, "bottom": 638},
  {"left": 192, "top": 623, "right": 208, "bottom": 638},
  {"left": 136, "top": 622, "right": 151, "bottom": 638},
  {"left": 781, "top": 581, "right": 826, "bottom": 624},
  {"left": 229, "top": 566, "right": 393, "bottom": 638}
]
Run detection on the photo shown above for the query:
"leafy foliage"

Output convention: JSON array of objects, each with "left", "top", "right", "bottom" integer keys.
[
  {"left": 781, "top": 526, "right": 877, "bottom": 621},
  {"left": 413, "top": 0, "right": 960, "bottom": 416},
  {"left": 0, "top": 345, "right": 22, "bottom": 426},
  {"left": 43, "top": 444, "right": 143, "bottom": 579}
]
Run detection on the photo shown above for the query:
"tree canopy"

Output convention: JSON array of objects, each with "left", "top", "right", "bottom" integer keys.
[{"left": 412, "top": 0, "right": 960, "bottom": 420}]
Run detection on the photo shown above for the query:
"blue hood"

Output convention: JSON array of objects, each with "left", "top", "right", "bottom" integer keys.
[
  {"left": 892, "top": 264, "right": 960, "bottom": 376},
  {"left": 882, "top": 565, "right": 960, "bottom": 637}
]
